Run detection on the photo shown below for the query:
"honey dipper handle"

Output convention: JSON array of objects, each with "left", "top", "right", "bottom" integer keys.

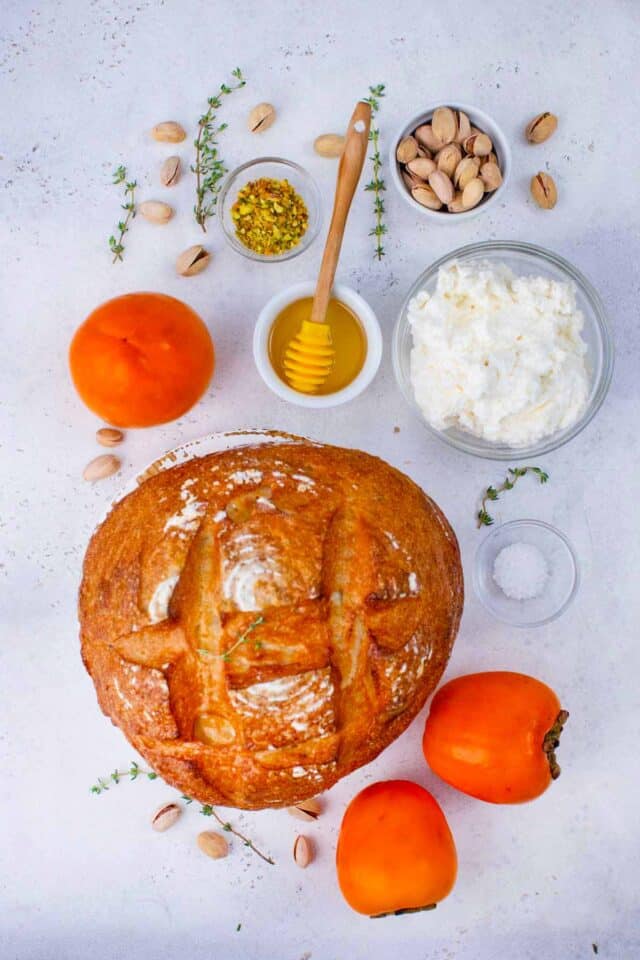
[{"left": 310, "top": 100, "right": 372, "bottom": 325}]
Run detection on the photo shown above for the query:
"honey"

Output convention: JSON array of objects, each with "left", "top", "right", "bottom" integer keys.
[{"left": 268, "top": 297, "right": 367, "bottom": 395}]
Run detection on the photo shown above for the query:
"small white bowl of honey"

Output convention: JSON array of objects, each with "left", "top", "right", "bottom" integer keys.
[{"left": 253, "top": 281, "right": 382, "bottom": 407}]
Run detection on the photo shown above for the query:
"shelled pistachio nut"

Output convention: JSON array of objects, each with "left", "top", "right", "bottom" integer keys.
[{"left": 159, "top": 155, "right": 181, "bottom": 187}]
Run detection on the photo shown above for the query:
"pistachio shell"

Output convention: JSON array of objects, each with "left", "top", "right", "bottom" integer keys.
[
  {"left": 159, "top": 155, "right": 181, "bottom": 187},
  {"left": 436, "top": 142, "right": 462, "bottom": 178},
  {"left": 293, "top": 835, "right": 314, "bottom": 868},
  {"left": 525, "top": 112, "right": 558, "bottom": 144},
  {"left": 411, "top": 185, "right": 442, "bottom": 210},
  {"left": 454, "top": 156, "right": 481, "bottom": 189},
  {"left": 480, "top": 161, "right": 503, "bottom": 192},
  {"left": 83, "top": 454, "right": 121, "bottom": 482},
  {"left": 428, "top": 169, "right": 454, "bottom": 205},
  {"left": 448, "top": 191, "right": 466, "bottom": 213},
  {"left": 464, "top": 133, "right": 493, "bottom": 157},
  {"left": 407, "top": 157, "right": 437, "bottom": 179},
  {"left": 248, "top": 102, "right": 276, "bottom": 133},
  {"left": 461, "top": 177, "right": 485, "bottom": 209},
  {"left": 402, "top": 170, "right": 423, "bottom": 190},
  {"left": 151, "top": 121, "right": 186, "bottom": 143},
  {"left": 96, "top": 427, "right": 124, "bottom": 447},
  {"left": 314, "top": 133, "right": 345, "bottom": 158},
  {"left": 396, "top": 136, "right": 419, "bottom": 164},
  {"left": 456, "top": 111, "right": 472, "bottom": 144},
  {"left": 530, "top": 171, "right": 557, "bottom": 208},
  {"left": 414, "top": 124, "right": 442, "bottom": 153},
  {"left": 176, "top": 244, "right": 211, "bottom": 276},
  {"left": 197, "top": 831, "right": 229, "bottom": 860},
  {"left": 138, "top": 200, "right": 173, "bottom": 224},
  {"left": 431, "top": 107, "right": 457, "bottom": 145}
]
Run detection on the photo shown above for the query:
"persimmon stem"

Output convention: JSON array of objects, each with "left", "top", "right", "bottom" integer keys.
[
  {"left": 543, "top": 709, "right": 570, "bottom": 780},
  {"left": 371, "top": 903, "right": 437, "bottom": 919}
]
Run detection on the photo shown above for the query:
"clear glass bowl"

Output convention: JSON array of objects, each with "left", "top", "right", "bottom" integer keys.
[
  {"left": 392, "top": 241, "right": 614, "bottom": 460},
  {"left": 474, "top": 520, "right": 579, "bottom": 627},
  {"left": 218, "top": 157, "right": 322, "bottom": 262}
]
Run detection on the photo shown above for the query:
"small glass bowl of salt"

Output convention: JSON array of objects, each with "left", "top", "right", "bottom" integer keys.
[{"left": 473, "top": 520, "right": 579, "bottom": 627}]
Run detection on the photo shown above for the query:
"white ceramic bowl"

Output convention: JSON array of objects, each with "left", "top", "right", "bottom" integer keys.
[
  {"left": 389, "top": 102, "right": 511, "bottom": 223},
  {"left": 253, "top": 281, "right": 382, "bottom": 408}
]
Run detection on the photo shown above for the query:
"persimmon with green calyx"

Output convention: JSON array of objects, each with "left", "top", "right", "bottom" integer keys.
[
  {"left": 422, "top": 671, "right": 569, "bottom": 804},
  {"left": 336, "top": 780, "right": 457, "bottom": 917}
]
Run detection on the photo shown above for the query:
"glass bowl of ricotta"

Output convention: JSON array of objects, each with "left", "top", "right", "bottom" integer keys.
[{"left": 392, "top": 241, "right": 614, "bottom": 460}]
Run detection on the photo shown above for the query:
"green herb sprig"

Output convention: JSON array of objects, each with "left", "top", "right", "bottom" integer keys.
[
  {"left": 90, "top": 760, "right": 157, "bottom": 794},
  {"left": 109, "top": 166, "right": 137, "bottom": 263},
  {"left": 477, "top": 466, "right": 549, "bottom": 527},
  {"left": 183, "top": 796, "right": 274, "bottom": 865},
  {"left": 91, "top": 761, "right": 274, "bottom": 865},
  {"left": 198, "top": 615, "right": 264, "bottom": 662},
  {"left": 363, "top": 84, "right": 386, "bottom": 260},
  {"left": 192, "top": 67, "right": 246, "bottom": 232}
]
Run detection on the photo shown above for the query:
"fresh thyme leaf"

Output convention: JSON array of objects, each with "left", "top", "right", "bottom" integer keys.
[
  {"left": 109, "top": 167, "right": 136, "bottom": 263},
  {"left": 363, "top": 83, "right": 386, "bottom": 260},
  {"left": 477, "top": 466, "right": 550, "bottom": 528},
  {"left": 199, "top": 615, "right": 265, "bottom": 663},
  {"left": 91, "top": 763, "right": 275, "bottom": 865},
  {"left": 192, "top": 67, "right": 246, "bottom": 232}
]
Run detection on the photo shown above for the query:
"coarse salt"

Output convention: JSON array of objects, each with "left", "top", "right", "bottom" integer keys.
[{"left": 493, "top": 541, "right": 548, "bottom": 601}]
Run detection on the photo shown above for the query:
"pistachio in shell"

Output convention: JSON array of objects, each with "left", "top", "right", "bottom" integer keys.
[
  {"left": 414, "top": 123, "right": 442, "bottom": 153},
  {"left": 454, "top": 155, "right": 481, "bottom": 190},
  {"left": 480, "top": 161, "right": 503, "bottom": 192},
  {"left": 461, "top": 177, "right": 485, "bottom": 209},
  {"left": 525, "top": 112, "right": 558, "bottom": 144},
  {"left": 411, "top": 185, "right": 442, "bottom": 210},
  {"left": 530, "top": 171, "right": 557, "bottom": 208},
  {"left": 428, "top": 169, "right": 454, "bottom": 205},
  {"left": 436, "top": 142, "right": 462, "bottom": 179},
  {"left": 431, "top": 107, "right": 457, "bottom": 145},
  {"left": 396, "top": 136, "right": 419, "bottom": 164},
  {"left": 407, "top": 157, "right": 437, "bottom": 179}
]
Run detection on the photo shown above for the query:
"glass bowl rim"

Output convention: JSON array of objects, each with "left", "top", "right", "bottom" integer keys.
[
  {"left": 392, "top": 239, "right": 615, "bottom": 460},
  {"left": 473, "top": 518, "right": 580, "bottom": 627},
  {"left": 217, "top": 156, "right": 322, "bottom": 263}
]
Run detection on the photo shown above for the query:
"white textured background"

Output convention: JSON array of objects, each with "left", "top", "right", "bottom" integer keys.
[{"left": 1, "top": 1, "right": 639, "bottom": 958}]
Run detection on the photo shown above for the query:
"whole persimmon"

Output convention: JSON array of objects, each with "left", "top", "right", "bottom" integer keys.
[
  {"left": 69, "top": 292, "right": 214, "bottom": 427},
  {"left": 336, "top": 780, "right": 457, "bottom": 917},
  {"left": 423, "top": 671, "right": 569, "bottom": 804}
]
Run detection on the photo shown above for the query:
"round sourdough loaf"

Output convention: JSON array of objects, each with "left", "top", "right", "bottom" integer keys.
[{"left": 80, "top": 441, "right": 463, "bottom": 809}]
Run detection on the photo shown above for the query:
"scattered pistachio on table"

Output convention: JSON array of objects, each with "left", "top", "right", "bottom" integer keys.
[
  {"left": 525, "top": 112, "right": 558, "bottom": 144},
  {"left": 151, "top": 802, "right": 182, "bottom": 832},
  {"left": 248, "top": 102, "right": 276, "bottom": 133},
  {"left": 159, "top": 155, "right": 181, "bottom": 187},
  {"left": 83, "top": 454, "right": 121, "bottom": 482},
  {"left": 293, "top": 835, "right": 314, "bottom": 868},
  {"left": 530, "top": 171, "right": 558, "bottom": 209},
  {"left": 176, "top": 244, "right": 211, "bottom": 277},
  {"left": 151, "top": 121, "right": 186, "bottom": 143},
  {"left": 197, "top": 831, "right": 229, "bottom": 860},
  {"left": 287, "top": 797, "right": 322, "bottom": 822},
  {"left": 138, "top": 200, "right": 174, "bottom": 224},
  {"left": 314, "top": 133, "right": 345, "bottom": 157},
  {"left": 96, "top": 427, "right": 124, "bottom": 447}
]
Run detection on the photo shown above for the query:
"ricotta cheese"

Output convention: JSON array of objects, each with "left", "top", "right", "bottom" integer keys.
[{"left": 408, "top": 260, "right": 590, "bottom": 446}]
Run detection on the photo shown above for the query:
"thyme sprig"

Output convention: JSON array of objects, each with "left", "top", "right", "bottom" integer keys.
[
  {"left": 192, "top": 67, "right": 246, "bottom": 232},
  {"left": 90, "top": 761, "right": 274, "bottom": 864},
  {"left": 198, "top": 615, "right": 264, "bottom": 662},
  {"left": 183, "top": 796, "right": 275, "bottom": 865},
  {"left": 477, "top": 466, "right": 550, "bottom": 527},
  {"left": 90, "top": 760, "right": 157, "bottom": 794},
  {"left": 363, "top": 84, "right": 386, "bottom": 260},
  {"left": 109, "top": 165, "right": 137, "bottom": 263}
]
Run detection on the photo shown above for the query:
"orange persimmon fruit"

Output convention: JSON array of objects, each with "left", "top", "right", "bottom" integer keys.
[
  {"left": 423, "top": 671, "right": 569, "bottom": 804},
  {"left": 336, "top": 780, "right": 457, "bottom": 917},
  {"left": 69, "top": 292, "right": 214, "bottom": 427}
]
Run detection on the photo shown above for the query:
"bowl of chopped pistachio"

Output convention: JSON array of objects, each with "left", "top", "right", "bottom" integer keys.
[{"left": 218, "top": 157, "right": 322, "bottom": 261}]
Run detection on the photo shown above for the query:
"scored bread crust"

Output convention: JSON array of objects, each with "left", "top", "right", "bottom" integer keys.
[{"left": 79, "top": 441, "right": 463, "bottom": 809}]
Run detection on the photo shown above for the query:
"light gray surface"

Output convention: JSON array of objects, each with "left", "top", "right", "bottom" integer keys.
[{"left": 1, "top": 1, "right": 639, "bottom": 958}]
